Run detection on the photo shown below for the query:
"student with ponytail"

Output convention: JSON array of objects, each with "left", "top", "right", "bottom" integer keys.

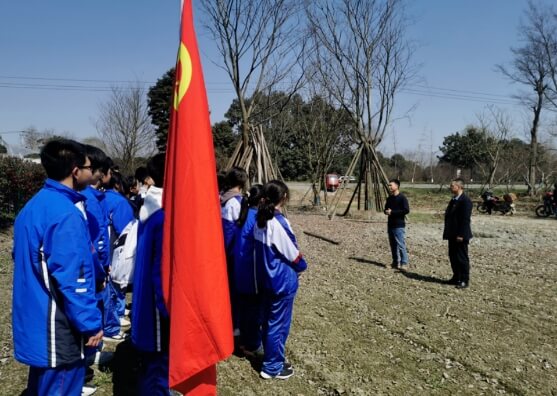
[
  {"left": 254, "top": 180, "right": 307, "bottom": 380},
  {"left": 232, "top": 184, "right": 264, "bottom": 358}
]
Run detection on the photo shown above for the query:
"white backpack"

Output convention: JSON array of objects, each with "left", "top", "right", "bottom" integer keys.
[{"left": 110, "top": 219, "right": 139, "bottom": 288}]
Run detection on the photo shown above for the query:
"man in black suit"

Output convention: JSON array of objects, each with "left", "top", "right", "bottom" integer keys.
[{"left": 443, "top": 178, "right": 473, "bottom": 289}]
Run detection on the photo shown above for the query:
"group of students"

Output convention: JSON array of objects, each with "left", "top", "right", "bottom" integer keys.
[
  {"left": 11, "top": 138, "right": 169, "bottom": 395},
  {"left": 11, "top": 139, "right": 308, "bottom": 395},
  {"left": 219, "top": 167, "right": 307, "bottom": 380}
]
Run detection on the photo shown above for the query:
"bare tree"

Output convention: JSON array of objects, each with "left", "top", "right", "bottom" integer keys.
[
  {"left": 298, "top": 86, "right": 354, "bottom": 206},
  {"left": 81, "top": 136, "right": 109, "bottom": 153},
  {"left": 476, "top": 106, "right": 513, "bottom": 189},
  {"left": 21, "top": 127, "right": 74, "bottom": 152},
  {"left": 201, "top": 0, "right": 303, "bottom": 170},
  {"left": 306, "top": 0, "right": 415, "bottom": 214},
  {"left": 497, "top": 2, "right": 554, "bottom": 195},
  {"left": 523, "top": 2, "right": 557, "bottom": 111},
  {"left": 96, "top": 85, "right": 156, "bottom": 174}
]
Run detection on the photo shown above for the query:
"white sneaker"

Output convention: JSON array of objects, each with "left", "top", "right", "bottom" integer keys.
[
  {"left": 103, "top": 332, "right": 128, "bottom": 343},
  {"left": 81, "top": 384, "right": 97, "bottom": 396},
  {"left": 119, "top": 317, "right": 131, "bottom": 327}
]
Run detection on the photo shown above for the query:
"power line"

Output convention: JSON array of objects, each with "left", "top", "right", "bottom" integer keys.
[{"left": 0, "top": 75, "right": 522, "bottom": 106}]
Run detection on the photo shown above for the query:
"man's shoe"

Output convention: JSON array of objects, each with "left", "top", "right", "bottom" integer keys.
[
  {"left": 119, "top": 317, "right": 131, "bottom": 327},
  {"left": 81, "top": 384, "right": 97, "bottom": 396},
  {"left": 446, "top": 277, "right": 459, "bottom": 285},
  {"left": 103, "top": 332, "right": 128, "bottom": 343},
  {"left": 260, "top": 365, "right": 294, "bottom": 380},
  {"left": 455, "top": 281, "right": 469, "bottom": 289}
]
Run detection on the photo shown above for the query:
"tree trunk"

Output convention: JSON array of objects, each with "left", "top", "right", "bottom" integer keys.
[{"left": 528, "top": 90, "right": 543, "bottom": 196}]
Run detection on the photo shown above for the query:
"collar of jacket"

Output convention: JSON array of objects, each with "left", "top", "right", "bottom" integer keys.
[
  {"left": 84, "top": 185, "right": 106, "bottom": 201},
  {"left": 220, "top": 189, "right": 242, "bottom": 205},
  {"left": 140, "top": 186, "right": 163, "bottom": 223},
  {"left": 44, "top": 178, "right": 85, "bottom": 204}
]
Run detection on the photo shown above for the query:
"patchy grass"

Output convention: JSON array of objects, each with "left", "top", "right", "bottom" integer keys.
[{"left": 1, "top": 203, "right": 556, "bottom": 395}]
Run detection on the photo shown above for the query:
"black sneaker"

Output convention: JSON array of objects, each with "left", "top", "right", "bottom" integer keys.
[{"left": 260, "top": 365, "right": 294, "bottom": 380}]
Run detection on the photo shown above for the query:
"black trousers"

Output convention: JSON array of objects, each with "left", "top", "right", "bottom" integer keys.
[{"left": 448, "top": 239, "right": 470, "bottom": 283}]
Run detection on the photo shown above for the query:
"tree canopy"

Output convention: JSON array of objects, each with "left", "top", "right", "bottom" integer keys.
[{"left": 147, "top": 68, "right": 175, "bottom": 152}]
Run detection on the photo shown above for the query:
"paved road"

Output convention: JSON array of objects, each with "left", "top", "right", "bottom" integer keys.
[{"left": 286, "top": 181, "right": 528, "bottom": 192}]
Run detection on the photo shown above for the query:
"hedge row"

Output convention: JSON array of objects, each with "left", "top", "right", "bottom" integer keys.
[{"left": 0, "top": 156, "right": 45, "bottom": 220}]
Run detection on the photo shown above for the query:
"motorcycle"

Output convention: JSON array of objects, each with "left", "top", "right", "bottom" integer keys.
[
  {"left": 477, "top": 191, "right": 515, "bottom": 215},
  {"left": 535, "top": 192, "right": 556, "bottom": 217}
]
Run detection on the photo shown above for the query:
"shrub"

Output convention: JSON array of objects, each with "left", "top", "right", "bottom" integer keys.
[{"left": 0, "top": 157, "right": 45, "bottom": 218}]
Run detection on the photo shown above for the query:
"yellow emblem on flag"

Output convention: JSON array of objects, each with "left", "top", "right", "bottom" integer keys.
[{"left": 173, "top": 42, "right": 193, "bottom": 110}]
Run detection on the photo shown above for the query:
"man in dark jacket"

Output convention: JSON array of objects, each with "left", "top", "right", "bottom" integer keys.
[
  {"left": 443, "top": 178, "right": 473, "bottom": 289},
  {"left": 384, "top": 179, "right": 410, "bottom": 270}
]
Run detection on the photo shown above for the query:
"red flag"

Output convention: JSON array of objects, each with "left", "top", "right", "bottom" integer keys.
[{"left": 162, "top": 1, "right": 234, "bottom": 394}]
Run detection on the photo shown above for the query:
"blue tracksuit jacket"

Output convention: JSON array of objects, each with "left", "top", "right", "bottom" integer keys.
[
  {"left": 104, "top": 189, "right": 134, "bottom": 237},
  {"left": 221, "top": 194, "right": 242, "bottom": 256},
  {"left": 81, "top": 186, "right": 110, "bottom": 276},
  {"left": 12, "top": 179, "right": 102, "bottom": 368},
  {"left": 254, "top": 212, "right": 307, "bottom": 296},
  {"left": 232, "top": 207, "right": 259, "bottom": 295},
  {"left": 131, "top": 209, "right": 169, "bottom": 352}
]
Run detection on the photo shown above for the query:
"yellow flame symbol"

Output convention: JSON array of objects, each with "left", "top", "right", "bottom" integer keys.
[{"left": 173, "top": 42, "right": 193, "bottom": 110}]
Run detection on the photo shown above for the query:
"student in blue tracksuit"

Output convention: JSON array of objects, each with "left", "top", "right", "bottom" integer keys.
[
  {"left": 104, "top": 171, "right": 135, "bottom": 238},
  {"left": 232, "top": 184, "right": 264, "bottom": 357},
  {"left": 220, "top": 166, "right": 248, "bottom": 337},
  {"left": 12, "top": 139, "right": 103, "bottom": 396},
  {"left": 80, "top": 145, "right": 112, "bottom": 393},
  {"left": 103, "top": 170, "right": 135, "bottom": 341},
  {"left": 131, "top": 153, "right": 169, "bottom": 395},
  {"left": 254, "top": 180, "right": 307, "bottom": 380},
  {"left": 220, "top": 167, "right": 248, "bottom": 255},
  {"left": 81, "top": 145, "right": 110, "bottom": 279}
]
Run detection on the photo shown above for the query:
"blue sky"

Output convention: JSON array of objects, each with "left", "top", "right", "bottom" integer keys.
[{"left": 0, "top": 1, "right": 543, "bottom": 157}]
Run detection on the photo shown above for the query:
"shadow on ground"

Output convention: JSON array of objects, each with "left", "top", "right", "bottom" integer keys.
[
  {"left": 400, "top": 271, "right": 448, "bottom": 285},
  {"left": 348, "top": 256, "right": 387, "bottom": 269}
]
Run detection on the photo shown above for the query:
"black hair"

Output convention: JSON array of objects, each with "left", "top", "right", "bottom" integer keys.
[
  {"left": 224, "top": 167, "right": 248, "bottom": 191},
  {"left": 98, "top": 157, "right": 114, "bottom": 175},
  {"left": 237, "top": 184, "right": 264, "bottom": 227},
  {"left": 40, "top": 139, "right": 86, "bottom": 181},
  {"left": 389, "top": 178, "right": 400, "bottom": 187},
  {"left": 247, "top": 184, "right": 264, "bottom": 207},
  {"left": 125, "top": 175, "right": 138, "bottom": 195},
  {"left": 135, "top": 166, "right": 149, "bottom": 184},
  {"left": 147, "top": 153, "right": 166, "bottom": 188},
  {"left": 83, "top": 144, "right": 108, "bottom": 172},
  {"left": 256, "top": 180, "right": 289, "bottom": 228},
  {"left": 217, "top": 170, "right": 227, "bottom": 193},
  {"left": 108, "top": 170, "right": 124, "bottom": 191}
]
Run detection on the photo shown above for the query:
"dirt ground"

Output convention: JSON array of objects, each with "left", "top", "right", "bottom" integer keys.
[{"left": 0, "top": 190, "right": 556, "bottom": 395}]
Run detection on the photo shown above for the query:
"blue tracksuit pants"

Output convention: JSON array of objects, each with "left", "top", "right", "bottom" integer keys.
[
  {"left": 138, "top": 352, "right": 170, "bottom": 396},
  {"left": 26, "top": 360, "right": 85, "bottom": 396},
  {"left": 261, "top": 292, "right": 296, "bottom": 376},
  {"left": 102, "top": 280, "right": 121, "bottom": 336}
]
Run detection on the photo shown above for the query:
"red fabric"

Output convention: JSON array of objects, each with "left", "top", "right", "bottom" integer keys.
[{"left": 162, "top": 1, "right": 234, "bottom": 394}]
